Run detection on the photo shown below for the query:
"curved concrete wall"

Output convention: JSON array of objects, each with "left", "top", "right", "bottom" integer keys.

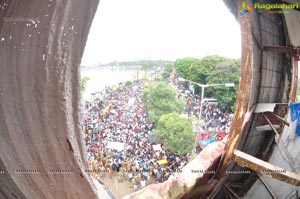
[{"left": 0, "top": 0, "right": 99, "bottom": 198}]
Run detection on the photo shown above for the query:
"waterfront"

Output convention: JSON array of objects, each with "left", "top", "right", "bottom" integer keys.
[{"left": 81, "top": 66, "right": 137, "bottom": 100}]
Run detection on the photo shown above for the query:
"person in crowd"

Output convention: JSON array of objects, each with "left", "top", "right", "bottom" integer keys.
[{"left": 82, "top": 79, "right": 231, "bottom": 191}]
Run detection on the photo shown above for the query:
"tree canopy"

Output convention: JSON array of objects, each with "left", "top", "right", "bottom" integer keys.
[
  {"left": 80, "top": 76, "right": 90, "bottom": 95},
  {"left": 189, "top": 55, "right": 226, "bottom": 82},
  {"left": 141, "top": 82, "right": 185, "bottom": 126},
  {"left": 175, "top": 57, "right": 199, "bottom": 79},
  {"left": 99, "top": 59, "right": 173, "bottom": 68},
  {"left": 206, "top": 59, "right": 240, "bottom": 110},
  {"left": 141, "top": 61, "right": 150, "bottom": 75},
  {"left": 154, "top": 112, "right": 194, "bottom": 155},
  {"left": 162, "top": 63, "right": 174, "bottom": 79},
  {"left": 175, "top": 55, "right": 240, "bottom": 111}
]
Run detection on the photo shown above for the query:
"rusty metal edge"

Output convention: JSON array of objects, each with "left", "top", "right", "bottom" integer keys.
[{"left": 206, "top": 0, "right": 254, "bottom": 197}]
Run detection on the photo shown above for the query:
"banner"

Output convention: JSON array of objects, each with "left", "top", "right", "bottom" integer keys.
[
  {"left": 158, "top": 159, "right": 168, "bottom": 165},
  {"left": 106, "top": 142, "right": 124, "bottom": 151},
  {"left": 152, "top": 144, "right": 162, "bottom": 151}
]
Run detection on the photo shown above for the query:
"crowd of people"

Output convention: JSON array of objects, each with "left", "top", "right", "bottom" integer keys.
[
  {"left": 82, "top": 74, "right": 233, "bottom": 191},
  {"left": 175, "top": 82, "right": 233, "bottom": 140},
  {"left": 202, "top": 103, "right": 233, "bottom": 135},
  {"left": 82, "top": 81, "right": 189, "bottom": 191}
]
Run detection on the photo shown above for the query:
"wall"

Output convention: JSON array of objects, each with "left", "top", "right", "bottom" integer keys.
[{"left": 0, "top": 0, "right": 100, "bottom": 198}]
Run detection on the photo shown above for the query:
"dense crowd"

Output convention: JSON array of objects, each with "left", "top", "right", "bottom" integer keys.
[
  {"left": 176, "top": 81, "right": 233, "bottom": 140},
  {"left": 202, "top": 103, "right": 233, "bottom": 135},
  {"left": 82, "top": 81, "right": 189, "bottom": 191},
  {"left": 82, "top": 75, "right": 233, "bottom": 191}
]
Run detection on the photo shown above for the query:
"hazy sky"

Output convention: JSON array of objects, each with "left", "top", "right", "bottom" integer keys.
[{"left": 81, "top": 0, "right": 241, "bottom": 66}]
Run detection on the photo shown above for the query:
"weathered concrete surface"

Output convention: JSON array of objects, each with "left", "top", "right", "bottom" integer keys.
[
  {"left": 0, "top": 0, "right": 100, "bottom": 198},
  {"left": 123, "top": 138, "right": 227, "bottom": 199}
]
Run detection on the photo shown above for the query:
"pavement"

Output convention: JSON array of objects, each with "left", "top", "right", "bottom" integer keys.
[{"left": 97, "top": 175, "right": 135, "bottom": 199}]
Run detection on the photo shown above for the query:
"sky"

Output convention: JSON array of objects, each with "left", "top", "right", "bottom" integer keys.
[{"left": 81, "top": 0, "right": 241, "bottom": 66}]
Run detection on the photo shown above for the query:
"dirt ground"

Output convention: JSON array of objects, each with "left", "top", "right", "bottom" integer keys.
[
  {"left": 97, "top": 172, "right": 156, "bottom": 198},
  {"left": 98, "top": 175, "right": 136, "bottom": 198}
]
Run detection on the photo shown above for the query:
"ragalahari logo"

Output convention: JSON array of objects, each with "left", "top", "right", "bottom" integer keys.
[{"left": 240, "top": 1, "right": 254, "bottom": 16}]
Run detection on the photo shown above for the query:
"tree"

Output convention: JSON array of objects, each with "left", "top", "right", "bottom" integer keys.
[
  {"left": 141, "top": 61, "right": 150, "bottom": 75},
  {"left": 175, "top": 57, "right": 199, "bottom": 79},
  {"left": 141, "top": 82, "right": 185, "bottom": 126},
  {"left": 80, "top": 77, "right": 90, "bottom": 95},
  {"left": 125, "top": 80, "right": 133, "bottom": 87},
  {"left": 188, "top": 55, "right": 228, "bottom": 94},
  {"left": 154, "top": 112, "right": 194, "bottom": 155},
  {"left": 174, "top": 55, "right": 240, "bottom": 111},
  {"left": 162, "top": 63, "right": 174, "bottom": 79},
  {"left": 206, "top": 59, "right": 241, "bottom": 111}
]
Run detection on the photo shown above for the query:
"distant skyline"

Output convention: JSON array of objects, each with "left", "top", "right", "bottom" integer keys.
[{"left": 81, "top": 0, "right": 241, "bottom": 66}]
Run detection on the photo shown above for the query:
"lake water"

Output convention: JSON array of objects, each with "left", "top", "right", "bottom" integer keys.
[{"left": 80, "top": 67, "right": 137, "bottom": 100}]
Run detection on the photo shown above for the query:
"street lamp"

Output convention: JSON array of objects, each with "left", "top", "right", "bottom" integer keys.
[
  {"left": 178, "top": 78, "right": 234, "bottom": 122},
  {"left": 178, "top": 77, "right": 234, "bottom": 153}
]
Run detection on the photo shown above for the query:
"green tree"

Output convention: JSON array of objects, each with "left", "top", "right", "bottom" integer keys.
[
  {"left": 188, "top": 55, "right": 228, "bottom": 94},
  {"left": 175, "top": 57, "right": 199, "bottom": 79},
  {"left": 162, "top": 63, "right": 174, "bottom": 79},
  {"left": 206, "top": 59, "right": 240, "bottom": 111},
  {"left": 154, "top": 112, "right": 194, "bottom": 155},
  {"left": 141, "top": 61, "right": 150, "bottom": 75},
  {"left": 80, "top": 77, "right": 90, "bottom": 95},
  {"left": 141, "top": 82, "right": 185, "bottom": 126},
  {"left": 125, "top": 80, "right": 133, "bottom": 87},
  {"left": 174, "top": 55, "right": 240, "bottom": 111}
]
